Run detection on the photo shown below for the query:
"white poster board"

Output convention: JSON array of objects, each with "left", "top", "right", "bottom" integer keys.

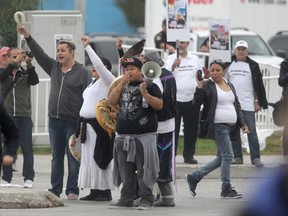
[
  {"left": 166, "top": 0, "right": 190, "bottom": 42},
  {"left": 209, "top": 19, "right": 231, "bottom": 63}
]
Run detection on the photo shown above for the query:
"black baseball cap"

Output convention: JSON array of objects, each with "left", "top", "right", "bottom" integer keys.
[{"left": 121, "top": 57, "right": 143, "bottom": 69}]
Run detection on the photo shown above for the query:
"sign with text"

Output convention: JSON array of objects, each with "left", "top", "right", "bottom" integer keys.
[
  {"left": 166, "top": 0, "right": 190, "bottom": 42},
  {"left": 209, "top": 19, "right": 231, "bottom": 63}
]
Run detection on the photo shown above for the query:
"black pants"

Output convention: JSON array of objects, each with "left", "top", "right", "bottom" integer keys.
[
  {"left": 0, "top": 134, "right": 2, "bottom": 176},
  {"left": 157, "top": 131, "right": 173, "bottom": 180},
  {"left": 174, "top": 101, "right": 200, "bottom": 160}
]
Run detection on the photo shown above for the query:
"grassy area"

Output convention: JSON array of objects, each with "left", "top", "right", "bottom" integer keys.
[
  {"left": 177, "top": 129, "right": 284, "bottom": 156},
  {"left": 28, "top": 130, "right": 283, "bottom": 155}
]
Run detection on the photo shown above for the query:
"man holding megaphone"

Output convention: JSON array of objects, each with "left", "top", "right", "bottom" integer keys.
[{"left": 108, "top": 57, "right": 163, "bottom": 210}]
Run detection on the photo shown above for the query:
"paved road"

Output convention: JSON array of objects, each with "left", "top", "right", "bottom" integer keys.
[{"left": 0, "top": 154, "right": 285, "bottom": 216}]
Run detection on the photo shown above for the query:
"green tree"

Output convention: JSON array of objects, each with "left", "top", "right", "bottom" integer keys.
[
  {"left": 0, "top": 0, "right": 39, "bottom": 47},
  {"left": 115, "top": 0, "right": 145, "bottom": 28}
]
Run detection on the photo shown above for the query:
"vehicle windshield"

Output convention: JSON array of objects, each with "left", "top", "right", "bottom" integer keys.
[{"left": 231, "top": 35, "right": 273, "bottom": 56}]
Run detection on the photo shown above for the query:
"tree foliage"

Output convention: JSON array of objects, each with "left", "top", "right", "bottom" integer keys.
[
  {"left": 0, "top": 0, "right": 39, "bottom": 47},
  {"left": 115, "top": 0, "right": 145, "bottom": 28}
]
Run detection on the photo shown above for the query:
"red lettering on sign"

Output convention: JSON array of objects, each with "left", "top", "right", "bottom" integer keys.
[{"left": 189, "top": 0, "right": 214, "bottom": 4}]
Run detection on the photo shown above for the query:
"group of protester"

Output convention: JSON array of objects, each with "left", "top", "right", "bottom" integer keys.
[{"left": 0, "top": 18, "right": 287, "bottom": 212}]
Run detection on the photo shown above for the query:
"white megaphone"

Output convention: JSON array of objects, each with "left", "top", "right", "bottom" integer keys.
[
  {"left": 141, "top": 61, "right": 161, "bottom": 83},
  {"left": 141, "top": 61, "right": 162, "bottom": 108}
]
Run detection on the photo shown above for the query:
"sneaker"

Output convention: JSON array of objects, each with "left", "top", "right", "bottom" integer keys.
[
  {"left": 67, "top": 193, "right": 78, "bottom": 200},
  {"left": 154, "top": 198, "right": 175, "bottom": 207},
  {"left": 137, "top": 202, "right": 153, "bottom": 210},
  {"left": 221, "top": 187, "right": 243, "bottom": 199},
  {"left": 252, "top": 158, "right": 264, "bottom": 168},
  {"left": 185, "top": 173, "right": 199, "bottom": 197},
  {"left": 232, "top": 157, "right": 243, "bottom": 164},
  {"left": 133, "top": 197, "right": 141, "bottom": 207},
  {"left": 0, "top": 180, "right": 11, "bottom": 187},
  {"left": 109, "top": 200, "right": 133, "bottom": 209},
  {"left": 23, "top": 180, "right": 33, "bottom": 188}
]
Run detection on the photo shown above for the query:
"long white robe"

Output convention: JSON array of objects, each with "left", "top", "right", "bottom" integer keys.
[{"left": 78, "top": 45, "right": 115, "bottom": 189}]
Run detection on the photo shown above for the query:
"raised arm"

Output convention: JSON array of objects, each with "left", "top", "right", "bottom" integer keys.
[
  {"left": 81, "top": 36, "right": 114, "bottom": 85},
  {"left": 17, "top": 24, "right": 55, "bottom": 75}
]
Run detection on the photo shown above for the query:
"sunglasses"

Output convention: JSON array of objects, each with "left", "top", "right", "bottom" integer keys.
[{"left": 209, "top": 59, "right": 224, "bottom": 67}]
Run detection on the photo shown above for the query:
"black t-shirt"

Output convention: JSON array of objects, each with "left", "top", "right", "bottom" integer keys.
[{"left": 116, "top": 82, "right": 162, "bottom": 134}]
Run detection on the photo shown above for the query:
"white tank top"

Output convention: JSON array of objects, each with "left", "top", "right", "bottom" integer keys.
[{"left": 214, "top": 84, "right": 237, "bottom": 124}]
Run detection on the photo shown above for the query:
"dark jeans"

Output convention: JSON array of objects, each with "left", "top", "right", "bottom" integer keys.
[
  {"left": 175, "top": 101, "right": 200, "bottom": 160},
  {"left": 2, "top": 116, "right": 34, "bottom": 182},
  {"left": 232, "top": 111, "right": 260, "bottom": 162},
  {"left": 48, "top": 118, "right": 79, "bottom": 197},
  {"left": 114, "top": 138, "right": 154, "bottom": 205},
  {"left": 157, "top": 131, "right": 173, "bottom": 180},
  {"left": 283, "top": 125, "right": 288, "bottom": 156}
]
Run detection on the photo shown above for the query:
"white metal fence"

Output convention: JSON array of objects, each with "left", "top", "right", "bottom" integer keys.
[{"left": 31, "top": 62, "right": 283, "bottom": 145}]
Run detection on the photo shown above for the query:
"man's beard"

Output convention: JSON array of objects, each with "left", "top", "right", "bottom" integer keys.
[{"left": 179, "top": 48, "right": 187, "bottom": 55}]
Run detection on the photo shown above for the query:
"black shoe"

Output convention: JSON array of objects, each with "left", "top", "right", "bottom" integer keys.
[
  {"left": 80, "top": 189, "right": 99, "bottom": 201},
  {"left": 94, "top": 189, "right": 112, "bottom": 201},
  {"left": 184, "top": 157, "right": 198, "bottom": 164},
  {"left": 221, "top": 187, "right": 243, "bottom": 199},
  {"left": 185, "top": 174, "right": 199, "bottom": 196},
  {"left": 80, "top": 193, "right": 98, "bottom": 201}
]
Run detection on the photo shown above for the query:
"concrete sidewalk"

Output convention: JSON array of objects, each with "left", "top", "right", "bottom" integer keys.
[
  {"left": 0, "top": 154, "right": 285, "bottom": 216},
  {"left": 5, "top": 154, "right": 285, "bottom": 187}
]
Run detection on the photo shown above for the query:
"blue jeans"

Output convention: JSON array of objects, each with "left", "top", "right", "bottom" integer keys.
[
  {"left": 48, "top": 118, "right": 79, "bottom": 197},
  {"left": 232, "top": 111, "right": 260, "bottom": 162},
  {"left": 192, "top": 124, "right": 234, "bottom": 189},
  {"left": 2, "top": 116, "right": 34, "bottom": 182}
]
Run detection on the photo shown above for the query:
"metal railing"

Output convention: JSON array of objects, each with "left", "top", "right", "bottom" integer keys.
[{"left": 31, "top": 59, "right": 282, "bottom": 144}]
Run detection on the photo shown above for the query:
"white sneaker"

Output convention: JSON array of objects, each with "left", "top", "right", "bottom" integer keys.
[
  {"left": 23, "top": 180, "right": 33, "bottom": 188},
  {"left": 0, "top": 180, "right": 11, "bottom": 187}
]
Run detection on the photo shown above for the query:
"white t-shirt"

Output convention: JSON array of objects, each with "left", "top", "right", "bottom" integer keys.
[
  {"left": 214, "top": 84, "right": 237, "bottom": 124},
  {"left": 153, "top": 75, "right": 175, "bottom": 133},
  {"left": 166, "top": 52, "right": 202, "bottom": 102},
  {"left": 226, "top": 61, "right": 254, "bottom": 111}
]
